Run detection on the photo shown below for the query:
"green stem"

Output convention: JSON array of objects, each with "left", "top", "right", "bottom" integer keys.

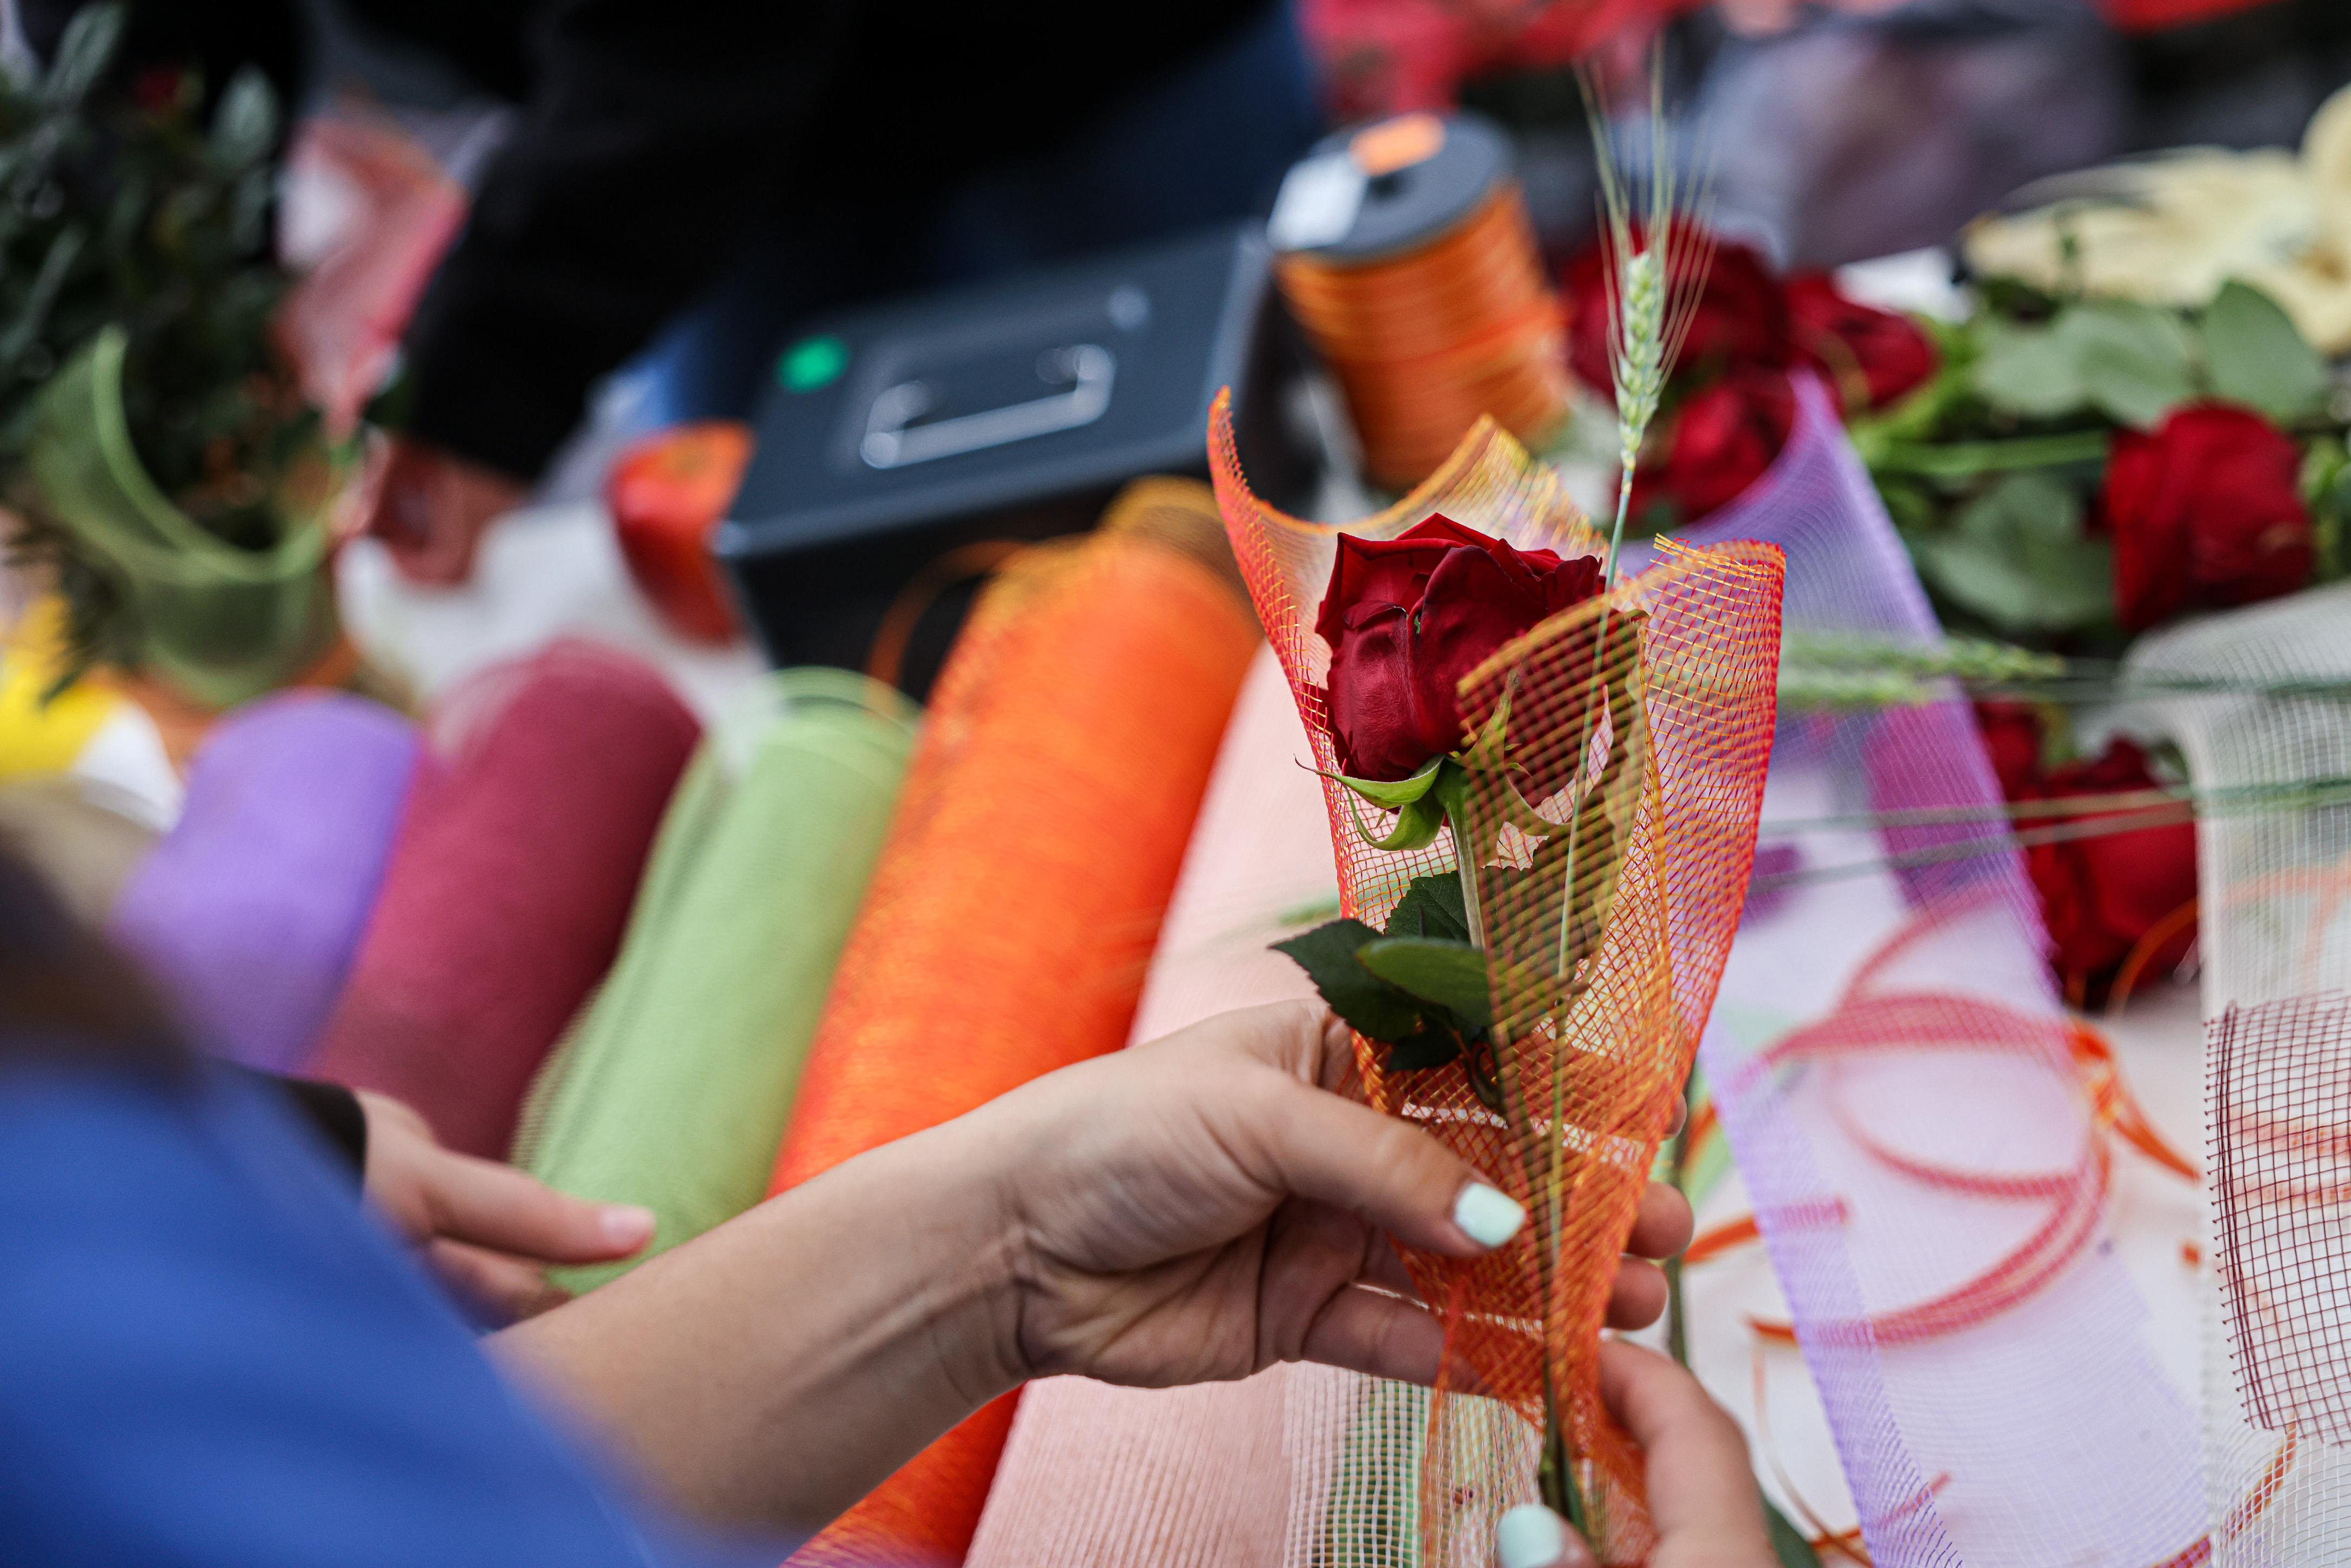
[
  {"left": 1664, "top": 1066, "right": 1697, "bottom": 1369},
  {"left": 1605, "top": 462, "right": 1635, "bottom": 585},
  {"left": 1865, "top": 429, "right": 2109, "bottom": 478}
]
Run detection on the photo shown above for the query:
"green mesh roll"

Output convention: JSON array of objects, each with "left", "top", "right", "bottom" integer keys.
[
  {"left": 516, "top": 668, "right": 919, "bottom": 1291},
  {"left": 28, "top": 325, "right": 336, "bottom": 708}
]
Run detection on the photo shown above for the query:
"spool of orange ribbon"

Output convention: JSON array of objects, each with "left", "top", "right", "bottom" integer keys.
[{"left": 1270, "top": 111, "right": 1571, "bottom": 490}]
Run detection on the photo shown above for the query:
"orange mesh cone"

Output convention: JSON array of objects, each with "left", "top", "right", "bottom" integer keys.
[{"left": 1210, "top": 389, "right": 1782, "bottom": 1560}]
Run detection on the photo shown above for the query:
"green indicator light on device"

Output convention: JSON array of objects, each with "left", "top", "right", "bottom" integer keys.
[{"left": 779, "top": 335, "right": 847, "bottom": 392}]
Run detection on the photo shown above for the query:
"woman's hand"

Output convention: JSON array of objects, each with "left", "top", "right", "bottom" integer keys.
[
  {"left": 359, "top": 1091, "right": 653, "bottom": 1320},
  {"left": 498, "top": 999, "right": 1693, "bottom": 1534},
  {"left": 1498, "top": 1342, "right": 1776, "bottom": 1568},
  {"left": 992, "top": 999, "right": 1695, "bottom": 1389},
  {"left": 358, "top": 433, "right": 527, "bottom": 586}
]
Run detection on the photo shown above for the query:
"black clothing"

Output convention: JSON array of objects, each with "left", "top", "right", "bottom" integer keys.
[
  {"left": 383, "top": 0, "right": 1271, "bottom": 480},
  {"left": 248, "top": 1069, "right": 369, "bottom": 1182},
  {"left": 30, "top": 0, "right": 1271, "bottom": 481}
]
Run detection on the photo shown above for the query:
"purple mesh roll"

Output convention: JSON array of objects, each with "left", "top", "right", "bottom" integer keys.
[
  {"left": 110, "top": 691, "right": 419, "bottom": 1070},
  {"left": 1628, "top": 377, "right": 2207, "bottom": 1565}
]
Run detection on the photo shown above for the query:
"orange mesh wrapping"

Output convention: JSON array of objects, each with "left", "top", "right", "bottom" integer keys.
[
  {"left": 767, "top": 480, "right": 1259, "bottom": 1567},
  {"left": 1210, "top": 391, "right": 1782, "bottom": 1561}
]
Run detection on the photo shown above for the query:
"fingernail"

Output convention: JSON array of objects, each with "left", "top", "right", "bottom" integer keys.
[
  {"left": 1453, "top": 1183, "right": 1526, "bottom": 1249},
  {"left": 1497, "top": 1503, "right": 1571, "bottom": 1568},
  {"left": 601, "top": 1205, "right": 656, "bottom": 1249}
]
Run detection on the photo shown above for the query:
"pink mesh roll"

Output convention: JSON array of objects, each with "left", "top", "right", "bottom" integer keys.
[
  {"left": 304, "top": 639, "right": 699, "bottom": 1157},
  {"left": 1639, "top": 377, "right": 2207, "bottom": 1565}
]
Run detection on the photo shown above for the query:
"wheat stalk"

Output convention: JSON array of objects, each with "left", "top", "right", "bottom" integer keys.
[{"left": 1580, "top": 57, "right": 1714, "bottom": 585}]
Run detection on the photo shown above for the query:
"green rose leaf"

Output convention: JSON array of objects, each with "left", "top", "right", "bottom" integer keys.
[
  {"left": 1915, "top": 471, "right": 2113, "bottom": 633},
  {"left": 1357, "top": 936, "right": 1494, "bottom": 1031},
  {"left": 43, "top": 3, "right": 124, "bottom": 108},
  {"left": 209, "top": 66, "right": 278, "bottom": 172},
  {"left": 1385, "top": 1028, "right": 1466, "bottom": 1072},
  {"left": 1389, "top": 872, "right": 1472, "bottom": 943},
  {"left": 2063, "top": 299, "right": 2198, "bottom": 430},
  {"left": 2203, "top": 279, "right": 2329, "bottom": 424},
  {"left": 1969, "top": 320, "right": 2087, "bottom": 421},
  {"left": 1271, "top": 919, "right": 1430, "bottom": 1043},
  {"left": 1764, "top": 1498, "right": 1818, "bottom": 1568}
]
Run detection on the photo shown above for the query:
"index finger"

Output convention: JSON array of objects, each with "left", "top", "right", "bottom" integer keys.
[{"left": 422, "top": 1151, "right": 656, "bottom": 1266}]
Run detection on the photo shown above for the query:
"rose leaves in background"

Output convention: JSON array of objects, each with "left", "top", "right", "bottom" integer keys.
[
  {"left": 1864, "top": 275, "right": 2335, "bottom": 650},
  {"left": 1913, "top": 471, "right": 2114, "bottom": 637}
]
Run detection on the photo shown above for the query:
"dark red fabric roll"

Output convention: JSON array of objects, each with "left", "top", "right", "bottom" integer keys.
[{"left": 304, "top": 639, "right": 699, "bottom": 1157}]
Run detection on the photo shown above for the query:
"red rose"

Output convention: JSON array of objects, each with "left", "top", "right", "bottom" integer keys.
[
  {"left": 2015, "top": 738, "right": 2198, "bottom": 997},
  {"left": 1972, "top": 701, "right": 2044, "bottom": 800},
  {"left": 1316, "top": 514, "right": 1605, "bottom": 780},
  {"left": 1563, "top": 219, "right": 1792, "bottom": 402},
  {"left": 1783, "top": 273, "right": 1939, "bottom": 412},
  {"left": 2093, "top": 404, "right": 2314, "bottom": 631},
  {"left": 1628, "top": 365, "right": 1796, "bottom": 526}
]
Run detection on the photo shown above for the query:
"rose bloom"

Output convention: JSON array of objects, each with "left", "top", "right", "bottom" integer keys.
[
  {"left": 2014, "top": 737, "right": 2198, "bottom": 998},
  {"left": 1972, "top": 700, "right": 2045, "bottom": 800},
  {"left": 2093, "top": 403, "right": 2314, "bottom": 631},
  {"left": 1782, "top": 272, "right": 1938, "bottom": 411},
  {"left": 1315, "top": 515, "right": 1604, "bottom": 781},
  {"left": 1629, "top": 365, "right": 1796, "bottom": 526},
  {"left": 1562, "top": 219, "right": 1791, "bottom": 401}
]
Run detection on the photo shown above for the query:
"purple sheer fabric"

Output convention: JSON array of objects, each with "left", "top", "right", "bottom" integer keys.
[
  {"left": 1623, "top": 376, "right": 2206, "bottom": 1565},
  {"left": 110, "top": 692, "right": 419, "bottom": 1071}
]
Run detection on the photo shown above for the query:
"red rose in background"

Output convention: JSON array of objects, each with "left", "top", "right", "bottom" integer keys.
[
  {"left": 1563, "top": 220, "right": 1791, "bottom": 401},
  {"left": 2094, "top": 403, "right": 2314, "bottom": 631},
  {"left": 1972, "top": 700, "right": 2044, "bottom": 799},
  {"left": 1316, "top": 514, "right": 1604, "bottom": 780},
  {"left": 1784, "top": 272, "right": 1939, "bottom": 411},
  {"left": 1628, "top": 365, "right": 1796, "bottom": 525},
  {"left": 2013, "top": 738, "right": 2198, "bottom": 998}
]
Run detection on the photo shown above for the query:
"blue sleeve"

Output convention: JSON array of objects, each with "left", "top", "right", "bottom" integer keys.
[{"left": 0, "top": 1062, "right": 776, "bottom": 1568}]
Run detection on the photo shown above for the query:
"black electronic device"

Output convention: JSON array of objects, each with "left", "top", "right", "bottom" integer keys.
[{"left": 715, "top": 222, "right": 1313, "bottom": 692}]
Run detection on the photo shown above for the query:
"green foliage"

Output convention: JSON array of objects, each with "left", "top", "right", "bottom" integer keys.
[
  {"left": 1763, "top": 1497, "right": 1819, "bottom": 1568},
  {"left": 1272, "top": 871, "right": 1496, "bottom": 1104},
  {"left": 1912, "top": 472, "right": 2115, "bottom": 635},
  {"left": 0, "top": 3, "right": 322, "bottom": 684},
  {"left": 1357, "top": 937, "right": 1494, "bottom": 1030},
  {"left": 2307, "top": 435, "right": 2351, "bottom": 585},
  {"left": 2203, "top": 279, "right": 2330, "bottom": 423},
  {"left": 1270, "top": 917, "right": 1431, "bottom": 1046},
  {"left": 1969, "top": 299, "right": 2198, "bottom": 429},
  {"left": 1858, "top": 271, "right": 2340, "bottom": 652}
]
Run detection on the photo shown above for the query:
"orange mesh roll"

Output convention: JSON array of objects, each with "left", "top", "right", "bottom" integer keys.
[
  {"left": 1277, "top": 179, "right": 1569, "bottom": 490},
  {"left": 767, "top": 478, "right": 1259, "bottom": 1568},
  {"left": 1210, "top": 390, "right": 1782, "bottom": 1562}
]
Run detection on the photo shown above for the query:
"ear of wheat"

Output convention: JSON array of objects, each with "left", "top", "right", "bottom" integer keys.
[{"left": 1580, "top": 58, "right": 1715, "bottom": 584}]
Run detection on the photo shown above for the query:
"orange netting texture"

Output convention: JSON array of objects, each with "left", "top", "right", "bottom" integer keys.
[
  {"left": 767, "top": 479, "right": 1259, "bottom": 1567},
  {"left": 1210, "top": 390, "right": 1784, "bottom": 1561}
]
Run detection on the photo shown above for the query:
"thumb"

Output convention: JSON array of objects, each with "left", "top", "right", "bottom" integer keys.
[{"left": 1233, "top": 1065, "right": 1528, "bottom": 1259}]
